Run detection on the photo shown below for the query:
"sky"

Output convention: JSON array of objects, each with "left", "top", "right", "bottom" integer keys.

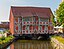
[{"left": 0, "top": 0, "right": 61, "bottom": 23}]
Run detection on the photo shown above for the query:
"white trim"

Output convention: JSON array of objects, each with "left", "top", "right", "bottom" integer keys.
[{"left": 54, "top": 26, "right": 63, "bottom": 28}]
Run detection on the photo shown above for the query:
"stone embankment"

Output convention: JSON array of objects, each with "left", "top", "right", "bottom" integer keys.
[{"left": 51, "top": 38, "right": 64, "bottom": 49}]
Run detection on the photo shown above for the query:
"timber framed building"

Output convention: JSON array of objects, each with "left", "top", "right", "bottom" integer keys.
[{"left": 9, "top": 6, "right": 54, "bottom": 36}]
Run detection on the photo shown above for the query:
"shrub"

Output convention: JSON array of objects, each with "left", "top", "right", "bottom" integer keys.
[{"left": 0, "top": 36, "right": 14, "bottom": 45}]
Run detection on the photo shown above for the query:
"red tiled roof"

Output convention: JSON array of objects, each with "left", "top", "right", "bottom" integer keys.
[
  {"left": 0, "top": 24, "right": 9, "bottom": 28},
  {"left": 11, "top": 6, "right": 53, "bottom": 18}
]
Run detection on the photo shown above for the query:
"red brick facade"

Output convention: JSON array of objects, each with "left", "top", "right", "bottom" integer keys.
[{"left": 9, "top": 8, "right": 14, "bottom": 35}]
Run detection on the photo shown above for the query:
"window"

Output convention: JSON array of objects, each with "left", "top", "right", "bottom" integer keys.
[
  {"left": 26, "top": 25, "right": 29, "bottom": 30},
  {"left": 39, "top": 25, "right": 42, "bottom": 30},
  {"left": 22, "top": 17, "right": 32, "bottom": 21},
  {"left": 18, "top": 18, "right": 22, "bottom": 22},
  {"left": 45, "top": 25, "right": 48, "bottom": 30},
  {"left": 40, "top": 18, "right": 48, "bottom": 22}
]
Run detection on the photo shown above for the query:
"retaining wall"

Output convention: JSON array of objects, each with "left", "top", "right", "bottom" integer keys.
[{"left": 51, "top": 38, "right": 64, "bottom": 49}]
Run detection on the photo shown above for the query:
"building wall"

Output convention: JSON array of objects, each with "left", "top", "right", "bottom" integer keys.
[
  {"left": 9, "top": 9, "right": 14, "bottom": 35},
  {"left": 14, "top": 16, "right": 54, "bottom": 34},
  {"left": 14, "top": 17, "right": 22, "bottom": 34},
  {"left": 12, "top": 16, "right": 54, "bottom": 35},
  {"left": 9, "top": 7, "right": 54, "bottom": 35}
]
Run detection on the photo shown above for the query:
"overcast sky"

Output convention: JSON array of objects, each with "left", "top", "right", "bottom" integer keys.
[{"left": 0, "top": 0, "right": 61, "bottom": 23}]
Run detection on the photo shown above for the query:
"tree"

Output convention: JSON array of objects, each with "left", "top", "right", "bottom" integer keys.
[
  {"left": 52, "top": 15, "right": 56, "bottom": 26},
  {"left": 55, "top": 2, "right": 64, "bottom": 33}
]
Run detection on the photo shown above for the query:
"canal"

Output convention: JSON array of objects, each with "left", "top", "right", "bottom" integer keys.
[{"left": 6, "top": 40, "right": 54, "bottom": 49}]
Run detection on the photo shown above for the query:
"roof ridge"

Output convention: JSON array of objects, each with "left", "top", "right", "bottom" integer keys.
[{"left": 11, "top": 6, "right": 50, "bottom": 9}]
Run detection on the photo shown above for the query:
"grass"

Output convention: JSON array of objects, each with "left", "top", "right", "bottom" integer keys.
[{"left": 51, "top": 35, "right": 64, "bottom": 44}]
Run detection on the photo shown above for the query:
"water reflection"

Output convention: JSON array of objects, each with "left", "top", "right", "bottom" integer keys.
[{"left": 7, "top": 40, "right": 53, "bottom": 49}]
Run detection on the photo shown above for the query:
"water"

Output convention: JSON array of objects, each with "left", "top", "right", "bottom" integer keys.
[{"left": 7, "top": 40, "right": 53, "bottom": 49}]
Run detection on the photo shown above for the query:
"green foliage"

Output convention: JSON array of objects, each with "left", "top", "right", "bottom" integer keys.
[
  {"left": 0, "top": 31, "right": 3, "bottom": 34},
  {"left": 4, "top": 29, "right": 10, "bottom": 34},
  {"left": 0, "top": 36, "right": 5, "bottom": 40},
  {"left": 55, "top": 2, "right": 64, "bottom": 25},
  {"left": 0, "top": 36, "right": 14, "bottom": 45},
  {"left": 52, "top": 16, "right": 56, "bottom": 26}
]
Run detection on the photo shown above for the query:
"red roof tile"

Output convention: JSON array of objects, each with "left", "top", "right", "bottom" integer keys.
[
  {"left": 0, "top": 24, "right": 9, "bottom": 28},
  {"left": 11, "top": 6, "right": 53, "bottom": 18}
]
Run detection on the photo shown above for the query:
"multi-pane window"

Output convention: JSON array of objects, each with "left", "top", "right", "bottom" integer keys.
[
  {"left": 45, "top": 25, "right": 48, "bottom": 30},
  {"left": 26, "top": 25, "right": 29, "bottom": 30},
  {"left": 22, "top": 17, "right": 32, "bottom": 21},
  {"left": 40, "top": 18, "right": 48, "bottom": 22},
  {"left": 39, "top": 25, "right": 42, "bottom": 30}
]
